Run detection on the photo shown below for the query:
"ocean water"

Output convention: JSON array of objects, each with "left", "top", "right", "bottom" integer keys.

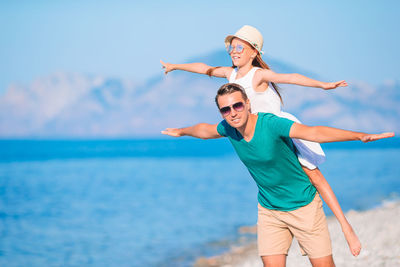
[{"left": 0, "top": 139, "right": 399, "bottom": 267}]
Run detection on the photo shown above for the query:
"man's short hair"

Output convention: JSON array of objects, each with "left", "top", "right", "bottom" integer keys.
[{"left": 215, "top": 83, "right": 248, "bottom": 108}]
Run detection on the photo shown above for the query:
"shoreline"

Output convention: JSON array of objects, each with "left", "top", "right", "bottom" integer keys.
[{"left": 194, "top": 200, "right": 400, "bottom": 267}]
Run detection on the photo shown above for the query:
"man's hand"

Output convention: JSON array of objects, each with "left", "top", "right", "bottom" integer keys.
[
  {"left": 360, "top": 132, "right": 395, "bottom": 143},
  {"left": 161, "top": 128, "right": 183, "bottom": 137}
]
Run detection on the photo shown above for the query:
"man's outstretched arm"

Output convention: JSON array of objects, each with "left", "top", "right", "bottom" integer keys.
[
  {"left": 289, "top": 123, "right": 395, "bottom": 143},
  {"left": 162, "top": 123, "right": 222, "bottom": 139}
]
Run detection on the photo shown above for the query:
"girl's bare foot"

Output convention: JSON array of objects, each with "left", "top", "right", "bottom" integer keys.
[{"left": 342, "top": 226, "right": 361, "bottom": 256}]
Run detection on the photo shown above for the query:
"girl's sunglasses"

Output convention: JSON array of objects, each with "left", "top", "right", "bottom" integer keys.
[
  {"left": 226, "top": 44, "right": 244, "bottom": 54},
  {"left": 219, "top": 102, "right": 245, "bottom": 117}
]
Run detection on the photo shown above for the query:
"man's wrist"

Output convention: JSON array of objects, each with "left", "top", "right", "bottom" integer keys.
[{"left": 178, "top": 128, "right": 186, "bottom": 136}]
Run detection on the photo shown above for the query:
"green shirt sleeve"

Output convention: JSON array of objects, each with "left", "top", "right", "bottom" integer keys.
[
  {"left": 265, "top": 113, "right": 295, "bottom": 137},
  {"left": 216, "top": 120, "right": 229, "bottom": 137}
]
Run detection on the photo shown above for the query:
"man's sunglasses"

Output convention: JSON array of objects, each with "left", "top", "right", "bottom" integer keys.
[
  {"left": 226, "top": 44, "right": 245, "bottom": 54},
  {"left": 219, "top": 102, "right": 245, "bottom": 117}
]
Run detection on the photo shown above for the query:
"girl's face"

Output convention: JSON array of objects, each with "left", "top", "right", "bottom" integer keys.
[{"left": 229, "top": 38, "right": 257, "bottom": 67}]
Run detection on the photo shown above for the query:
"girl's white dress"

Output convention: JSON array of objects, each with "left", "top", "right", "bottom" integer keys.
[{"left": 228, "top": 67, "right": 325, "bottom": 169}]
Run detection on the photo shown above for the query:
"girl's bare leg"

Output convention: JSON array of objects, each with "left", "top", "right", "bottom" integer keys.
[{"left": 303, "top": 167, "right": 362, "bottom": 256}]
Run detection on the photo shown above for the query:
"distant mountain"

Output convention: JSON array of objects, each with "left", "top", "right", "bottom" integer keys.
[{"left": 0, "top": 50, "right": 399, "bottom": 138}]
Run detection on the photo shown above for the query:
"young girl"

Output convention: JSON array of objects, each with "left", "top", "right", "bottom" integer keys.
[{"left": 160, "top": 25, "right": 361, "bottom": 257}]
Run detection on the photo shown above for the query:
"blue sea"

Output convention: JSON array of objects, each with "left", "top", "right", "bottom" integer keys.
[{"left": 1, "top": 139, "right": 400, "bottom": 267}]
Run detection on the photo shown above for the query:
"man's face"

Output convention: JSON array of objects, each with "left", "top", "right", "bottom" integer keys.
[{"left": 217, "top": 91, "right": 250, "bottom": 129}]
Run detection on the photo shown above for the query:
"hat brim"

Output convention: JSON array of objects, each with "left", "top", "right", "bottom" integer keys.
[{"left": 224, "top": 35, "right": 235, "bottom": 48}]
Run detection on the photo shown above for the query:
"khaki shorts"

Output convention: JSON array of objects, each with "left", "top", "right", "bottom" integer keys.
[{"left": 257, "top": 193, "right": 332, "bottom": 259}]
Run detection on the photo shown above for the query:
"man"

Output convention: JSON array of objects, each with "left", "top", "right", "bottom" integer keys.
[{"left": 162, "top": 83, "right": 394, "bottom": 267}]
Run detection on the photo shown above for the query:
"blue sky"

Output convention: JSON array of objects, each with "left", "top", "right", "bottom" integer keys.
[{"left": 1, "top": 0, "right": 400, "bottom": 94}]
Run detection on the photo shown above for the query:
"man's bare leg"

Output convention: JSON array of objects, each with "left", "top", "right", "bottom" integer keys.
[
  {"left": 309, "top": 255, "right": 335, "bottom": 267},
  {"left": 261, "top": 254, "right": 286, "bottom": 267}
]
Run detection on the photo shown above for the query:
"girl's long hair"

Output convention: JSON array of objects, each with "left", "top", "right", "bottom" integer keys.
[
  {"left": 206, "top": 49, "right": 283, "bottom": 104},
  {"left": 252, "top": 54, "right": 283, "bottom": 103}
]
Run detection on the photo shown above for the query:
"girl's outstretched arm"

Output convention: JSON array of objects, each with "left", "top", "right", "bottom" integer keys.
[
  {"left": 255, "top": 68, "right": 348, "bottom": 90},
  {"left": 289, "top": 123, "right": 395, "bottom": 143},
  {"left": 160, "top": 60, "right": 232, "bottom": 78}
]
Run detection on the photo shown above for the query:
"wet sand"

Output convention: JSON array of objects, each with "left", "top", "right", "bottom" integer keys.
[{"left": 194, "top": 200, "right": 400, "bottom": 267}]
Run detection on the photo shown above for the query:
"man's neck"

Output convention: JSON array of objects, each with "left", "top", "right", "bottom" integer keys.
[{"left": 237, "top": 113, "right": 258, "bottom": 142}]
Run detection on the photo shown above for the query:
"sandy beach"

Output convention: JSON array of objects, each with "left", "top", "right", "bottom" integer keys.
[{"left": 194, "top": 200, "right": 400, "bottom": 267}]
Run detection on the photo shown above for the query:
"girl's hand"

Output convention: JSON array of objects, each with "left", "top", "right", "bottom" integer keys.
[
  {"left": 360, "top": 132, "right": 395, "bottom": 143},
  {"left": 160, "top": 60, "right": 175, "bottom": 74},
  {"left": 322, "top": 80, "right": 348, "bottom": 90},
  {"left": 161, "top": 128, "right": 183, "bottom": 137}
]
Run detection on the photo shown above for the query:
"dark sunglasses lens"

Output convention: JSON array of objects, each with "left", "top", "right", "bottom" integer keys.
[
  {"left": 233, "top": 102, "right": 244, "bottom": 111},
  {"left": 220, "top": 106, "right": 231, "bottom": 116}
]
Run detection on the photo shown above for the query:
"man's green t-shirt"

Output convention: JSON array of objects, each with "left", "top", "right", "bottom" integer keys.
[{"left": 217, "top": 113, "right": 316, "bottom": 211}]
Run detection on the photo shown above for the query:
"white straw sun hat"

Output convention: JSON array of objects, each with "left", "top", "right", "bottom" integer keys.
[{"left": 224, "top": 25, "right": 264, "bottom": 54}]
